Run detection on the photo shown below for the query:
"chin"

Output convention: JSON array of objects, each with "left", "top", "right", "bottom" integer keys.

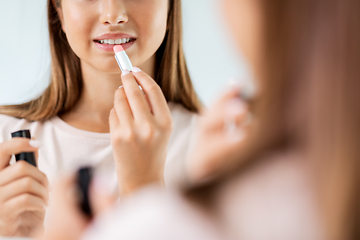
[{"left": 93, "top": 61, "right": 122, "bottom": 74}]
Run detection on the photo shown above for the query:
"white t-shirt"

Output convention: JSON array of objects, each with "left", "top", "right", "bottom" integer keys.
[
  {"left": 0, "top": 102, "right": 197, "bottom": 237},
  {"left": 0, "top": 102, "right": 197, "bottom": 186}
]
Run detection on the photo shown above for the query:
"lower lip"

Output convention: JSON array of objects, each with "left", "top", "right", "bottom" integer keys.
[{"left": 93, "top": 40, "right": 135, "bottom": 52}]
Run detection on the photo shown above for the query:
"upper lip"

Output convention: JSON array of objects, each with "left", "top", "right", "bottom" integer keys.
[{"left": 94, "top": 33, "right": 136, "bottom": 40}]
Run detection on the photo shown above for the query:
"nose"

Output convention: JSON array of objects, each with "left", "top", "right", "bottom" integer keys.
[{"left": 99, "top": 0, "right": 128, "bottom": 26}]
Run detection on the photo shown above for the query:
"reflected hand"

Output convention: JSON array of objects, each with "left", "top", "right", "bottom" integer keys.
[
  {"left": 109, "top": 67, "right": 172, "bottom": 196},
  {"left": 0, "top": 138, "right": 48, "bottom": 237}
]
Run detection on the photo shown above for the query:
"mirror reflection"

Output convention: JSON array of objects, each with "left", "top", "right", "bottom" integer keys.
[{"left": 0, "top": 0, "right": 358, "bottom": 240}]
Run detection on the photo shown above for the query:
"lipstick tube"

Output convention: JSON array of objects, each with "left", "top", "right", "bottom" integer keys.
[
  {"left": 11, "top": 129, "right": 37, "bottom": 167},
  {"left": 76, "top": 166, "right": 93, "bottom": 218},
  {"left": 113, "top": 45, "right": 133, "bottom": 72}
]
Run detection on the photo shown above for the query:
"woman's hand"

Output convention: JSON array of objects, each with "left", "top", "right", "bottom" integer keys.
[
  {"left": 186, "top": 87, "right": 250, "bottom": 185},
  {"left": 0, "top": 138, "right": 49, "bottom": 237},
  {"left": 38, "top": 174, "right": 116, "bottom": 240},
  {"left": 37, "top": 175, "right": 87, "bottom": 240},
  {"left": 109, "top": 67, "right": 172, "bottom": 196}
]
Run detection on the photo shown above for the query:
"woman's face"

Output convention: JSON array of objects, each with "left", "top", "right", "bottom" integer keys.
[
  {"left": 58, "top": 0, "right": 169, "bottom": 73},
  {"left": 222, "top": 0, "right": 262, "bottom": 69}
]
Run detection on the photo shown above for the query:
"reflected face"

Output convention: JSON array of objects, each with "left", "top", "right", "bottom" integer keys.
[
  {"left": 57, "top": 0, "right": 169, "bottom": 73},
  {"left": 222, "top": 0, "right": 262, "bottom": 69}
]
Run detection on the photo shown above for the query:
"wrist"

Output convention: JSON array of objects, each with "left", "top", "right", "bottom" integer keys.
[{"left": 119, "top": 175, "right": 165, "bottom": 197}]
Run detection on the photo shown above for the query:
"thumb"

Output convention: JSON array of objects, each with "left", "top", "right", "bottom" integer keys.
[
  {"left": 89, "top": 176, "right": 117, "bottom": 216},
  {"left": 0, "top": 138, "right": 39, "bottom": 170}
]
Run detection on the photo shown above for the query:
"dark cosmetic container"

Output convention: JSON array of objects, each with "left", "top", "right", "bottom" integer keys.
[
  {"left": 76, "top": 167, "right": 93, "bottom": 218},
  {"left": 11, "top": 129, "right": 37, "bottom": 167}
]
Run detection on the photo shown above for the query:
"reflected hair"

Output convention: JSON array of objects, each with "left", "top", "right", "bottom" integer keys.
[
  {"left": 0, "top": 0, "right": 200, "bottom": 121},
  {"left": 187, "top": 1, "right": 360, "bottom": 239}
]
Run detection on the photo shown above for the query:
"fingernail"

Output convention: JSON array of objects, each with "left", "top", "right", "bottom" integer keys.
[
  {"left": 225, "top": 98, "right": 247, "bottom": 117},
  {"left": 122, "top": 69, "right": 130, "bottom": 76},
  {"left": 227, "top": 78, "right": 243, "bottom": 89},
  {"left": 118, "top": 85, "right": 123, "bottom": 89},
  {"left": 29, "top": 140, "right": 41, "bottom": 148},
  {"left": 132, "top": 67, "right": 141, "bottom": 73}
]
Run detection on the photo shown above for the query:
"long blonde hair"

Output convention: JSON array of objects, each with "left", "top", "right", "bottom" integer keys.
[{"left": 0, "top": 0, "right": 201, "bottom": 121}]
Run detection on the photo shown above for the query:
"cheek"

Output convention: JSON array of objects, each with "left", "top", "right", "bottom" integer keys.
[
  {"left": 223, "top": 0, "right": 250, "bottom": 55},
  {"left": 141, "top": 6, "right": 167, "bottom": 37},
  {"left": 61, "top": 3, "right": 95, "bottom": 57},
  {"left": 131, "top": 1, "right": 168, "bottom": 57},
  {"left": 223, "top": 0, "right": 262, "bottom": 65}
]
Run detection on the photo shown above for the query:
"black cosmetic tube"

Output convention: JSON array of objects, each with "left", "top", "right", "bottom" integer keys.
[
  {"left": 11, "top": 130, "right": 37, "bottom": 167},
  {"left": 76, "top": 167, "right": 93, "bottom": 218}
]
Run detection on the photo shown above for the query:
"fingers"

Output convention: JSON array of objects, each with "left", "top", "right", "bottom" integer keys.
[
  {"left": 109, "top": 107, "right": 121, "bottom": 133},
  {"left": 0, "top": 177, "right": 49, "bottom": 204},
  {"left": 211, "top": 86, "right": 245, "bottom": 112},
  {"left": 0, "top": 138, "right": 40, "bottom": 170},
  {"left": 34, "top": 149, "right": 39, "bottom": 165},
  {"left": 186, "top": 89, "right": 251, "bottom": 184},
  {"left": 0, "top": 161, "right": 49, "bottom": 189},
  {"left": 89, "top": 177, "right": 117, "bottom": 216},
  {"left": 132, "top": 68, "right": 171, "bottom": 122},
  {"left": 3, "top": 194, "right": 45, "bottom": 219},
  {"left": 20, "top": 211, "right": 45, "bottom": 236},
  {"left": 204, "top": 95, "right": 248, "bottom": 133},
  {"left": 38, "top": 175, "right": 92, "bottom": 240},
  {"left": 203, "top": 86, "right": 242, "bottom": 117},
  {"left": 113, "top": 86, "right": 133, "bottom": 126},
  {"left": 188, "top": 127, "right": 248, "bottom": 185},
  {"left": 114, "top": 68, "right": 171, "bottom": 128},
  {"left": 121, "top": 70, "right": 151, "bottom": 120}
]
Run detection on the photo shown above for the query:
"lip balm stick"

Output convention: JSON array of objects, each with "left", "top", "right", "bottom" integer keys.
[
  {"left": 113, "top": 45, "right": 133, "bottom": 72},
  {"left": 113, "top": 45, "right": 145, "bottom": 92},
  {"left": 11, "top": 129, "right": 37, "bottom": 167}
]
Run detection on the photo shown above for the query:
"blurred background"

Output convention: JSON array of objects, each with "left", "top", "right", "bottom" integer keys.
[{"left": 0, "top": 0, "right": 252, "bottom": 106}]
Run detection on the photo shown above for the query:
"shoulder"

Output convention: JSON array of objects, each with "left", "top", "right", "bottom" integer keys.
[
  {"left": 0, "top": 114, "right": 24, "bottom": 142},
  {"left": 0, "top": 114, "right": 53, "bottom": 142},
  {"left": 0, "top": 113, "right": 25, "bottom": 133},
  {"left": 217, "top": 152, "right": 322, "bottom": 239},
  {"left": 0, "top": 113, "right": 22, "bottom": 124}
]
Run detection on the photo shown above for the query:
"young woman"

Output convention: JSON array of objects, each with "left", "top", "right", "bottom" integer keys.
[
  {"left": 187, "top": 0, "right": 360, "bottom": 239},
  {"left": 0, "top": 0, "right": 202, "bottom": 237}
]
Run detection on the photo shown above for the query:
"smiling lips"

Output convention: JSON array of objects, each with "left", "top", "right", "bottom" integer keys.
[
  {"left": 94, "top": 33, "right": 136, "bottom": 45},
  {"left": 94, "top": 38, "right": 135, "bottom": 45},
  {"left": 93, "top": 33, "right": 136, "bottom": 51}
]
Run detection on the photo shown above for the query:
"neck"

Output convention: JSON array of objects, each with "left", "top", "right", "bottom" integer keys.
[{"left": 59, "top": 55, "right": 155, "bottom": 133}]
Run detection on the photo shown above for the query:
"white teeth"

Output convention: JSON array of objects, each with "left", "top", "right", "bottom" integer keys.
[{"left": 98, "top": 38, "right": 132, "bottom": 45}]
